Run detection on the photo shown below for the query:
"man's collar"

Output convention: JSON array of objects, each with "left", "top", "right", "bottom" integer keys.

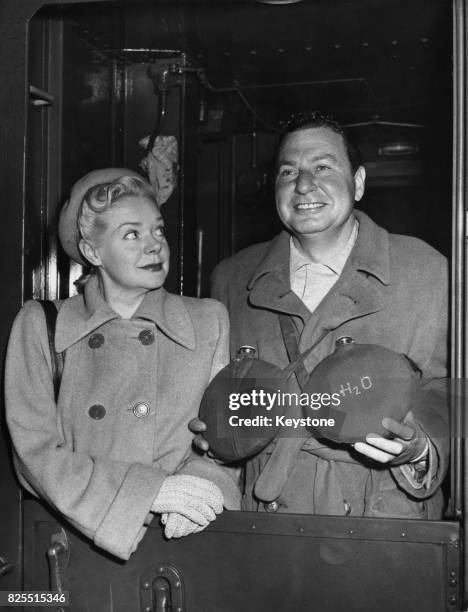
[
  {"left": 350, "top": 209, "right": 390, "bottom": 285},
  {"left": 290, "top": 218, "right": 359, "bottom": 276},
  {"left": 55, "top": 275, "right": 196, "bottom": 352},
  {"left": 247, "top": 209, "right": 390, "bottom": 290}
]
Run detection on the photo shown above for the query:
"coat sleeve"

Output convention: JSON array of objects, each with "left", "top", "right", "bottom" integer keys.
[
  {"left": 5, "top": 301, "right": 167, "bottom": 560},
  {"left": 391, "top": 263, "right": 449, "bottom": 499},
  {"left": 175, "top": 300, "right": 241, "bottom": 510}
]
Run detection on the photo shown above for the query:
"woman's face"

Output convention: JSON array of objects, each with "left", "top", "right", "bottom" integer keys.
[{"left": 88, "top": 195, "right": 170, "bottom": 296}]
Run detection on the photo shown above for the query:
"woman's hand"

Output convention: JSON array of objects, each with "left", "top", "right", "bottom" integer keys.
[
  {"left": 152, "top": 475, "right": 223, "bottom": 531},
  {"left": 161, "top": 512, "right": 205, "bottom": 538}
]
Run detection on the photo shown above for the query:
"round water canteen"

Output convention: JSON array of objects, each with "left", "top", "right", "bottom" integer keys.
[
  {"left": 199, "top": 346, "right": 293, "bottom": 461},
  {"left": 302, "top": 337, "right": 422, "bottom": 443}
]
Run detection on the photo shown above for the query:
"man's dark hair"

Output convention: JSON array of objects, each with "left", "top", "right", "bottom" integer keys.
[{"left": 277, "top": 111, "right": 362, "bottom": 173}]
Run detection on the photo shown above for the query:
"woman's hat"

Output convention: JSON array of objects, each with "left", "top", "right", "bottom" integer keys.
[{"left": 58, "top": 168, "right": 141, "bottom": 264}]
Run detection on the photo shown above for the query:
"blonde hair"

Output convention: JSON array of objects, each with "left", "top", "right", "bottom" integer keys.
[{"left": 78, "top": 175, "right": 157, "bottom": 245}]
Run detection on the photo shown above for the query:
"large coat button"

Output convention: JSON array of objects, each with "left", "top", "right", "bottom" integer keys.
[
  {"left": 88, "top": 404, "right": 106, "bottom": 420},
  {"left": 88, "top": 333, "right": 104, "bottom": 348},
  {"left": 133, "top": 402, "right": 150, "bottom": 418},
  {"left": 138, "top": 330, "right": 155, "bottom": 345}
]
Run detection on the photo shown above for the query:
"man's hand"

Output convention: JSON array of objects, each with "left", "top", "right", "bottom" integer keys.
[
  {"left": 189, "top": 417, "right": 210, "bottom": 452},
  {"left": 353, "top": 411, "right": 429, "bottom": 466}
]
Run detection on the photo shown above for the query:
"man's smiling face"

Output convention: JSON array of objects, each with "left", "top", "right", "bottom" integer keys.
[{"left": 275, "top": 126, "right": 365, "bottom": 240}]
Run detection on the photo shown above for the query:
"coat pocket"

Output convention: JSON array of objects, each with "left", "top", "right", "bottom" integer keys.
[{"left": 365, "top": 474, "right": 427, "bottom": 519}]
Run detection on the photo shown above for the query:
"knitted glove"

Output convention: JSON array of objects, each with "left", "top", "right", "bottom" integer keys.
[
  {"left": 152, "top": 475, "right": 223, "bottom": 526},
  {"left": 161, "top": 513, "right": 205, "bottom": 539}
]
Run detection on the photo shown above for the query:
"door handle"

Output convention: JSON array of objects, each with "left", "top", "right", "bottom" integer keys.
[
  {"left": 154, "top": 577, "right": 171, "bottom": 612},
  {"left": 0, "top": 556, "right": 16, "bottom": 577},
  {"left": 140, "top": 563, "right": 184, "bottom": 612},
  {"left": 46, "top": 530, "right": 70, "bottom": 612}
]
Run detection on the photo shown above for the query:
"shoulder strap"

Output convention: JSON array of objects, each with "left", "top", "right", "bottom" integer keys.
[
  {"left": 256, "top": 316, "right": 328, "bottom": 503},
  {"left": 38, "top": 300, "right": 64, "bottom": 402},
  {"left": 278, "top": 314, "right": 309, "bottom": 388},
  {"left": 278, "top": 314, "right": 327, "bottom": 389}
]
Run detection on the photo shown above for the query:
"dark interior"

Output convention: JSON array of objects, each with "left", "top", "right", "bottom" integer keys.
[{"left": 31, "top": 0, "right": 452, "bottom": 297}]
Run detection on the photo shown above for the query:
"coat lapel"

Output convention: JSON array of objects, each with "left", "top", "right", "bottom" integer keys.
[
  {"left": 249, "top": 273, "right": 311, "bottom": 321},
  {"left": 247, "top": 231, "right": 311, "bottom": 322},
  {"left": 136, "top": 291, "right": 196, "bottom": 351},
  {"left": 299, "top": 268, "right": 387, "bottom": 350}
]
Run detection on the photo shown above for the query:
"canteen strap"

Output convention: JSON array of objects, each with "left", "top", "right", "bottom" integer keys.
[{"left": 278, "top": 314, "right": 327, "bottom": 387}]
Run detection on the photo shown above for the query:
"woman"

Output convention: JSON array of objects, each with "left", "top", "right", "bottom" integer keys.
[{"left": 5, "top": 168, "right": 240, "bottom": 560}]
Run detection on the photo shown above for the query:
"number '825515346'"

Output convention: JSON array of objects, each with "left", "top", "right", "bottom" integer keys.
[{"left": 0, "top": 591, "right": 68, "bottom": 606}]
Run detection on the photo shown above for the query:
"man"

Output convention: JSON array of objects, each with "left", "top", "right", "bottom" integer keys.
[{"left": 195, "top": 112, "right": 448, "bottom": 519}]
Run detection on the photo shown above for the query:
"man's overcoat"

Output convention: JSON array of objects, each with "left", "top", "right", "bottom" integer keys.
[{"left": 212, "top": 210, "right": 448, "bottom": 519}]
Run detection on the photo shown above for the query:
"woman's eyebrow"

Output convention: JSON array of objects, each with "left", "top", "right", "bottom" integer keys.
[
  {"left": 116, "top": 221, "right": 142, "bottom": 229},
  {"left": 116, "top": 218, "right": 164, "bottom": 230}
]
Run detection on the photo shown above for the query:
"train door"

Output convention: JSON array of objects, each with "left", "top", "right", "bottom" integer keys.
[{"left": 0, "top": 0, "right": 466, "bottom": 610}]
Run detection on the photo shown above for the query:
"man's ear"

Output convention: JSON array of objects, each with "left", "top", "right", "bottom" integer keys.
[
  {"left": 79, "top": 239, "right": 101, "bottom": 267},
  {"left": 354, "top": 166, "right": 366, "bottom": 202}
]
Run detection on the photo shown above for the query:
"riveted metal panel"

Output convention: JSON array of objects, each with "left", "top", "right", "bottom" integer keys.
[{"left": 24, "top": 500, "right": 461, "bottom": 612}]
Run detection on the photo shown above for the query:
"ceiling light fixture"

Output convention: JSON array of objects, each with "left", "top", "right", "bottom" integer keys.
[{"left": 378, "top": 142, "right": 419, "bottom": 156}]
